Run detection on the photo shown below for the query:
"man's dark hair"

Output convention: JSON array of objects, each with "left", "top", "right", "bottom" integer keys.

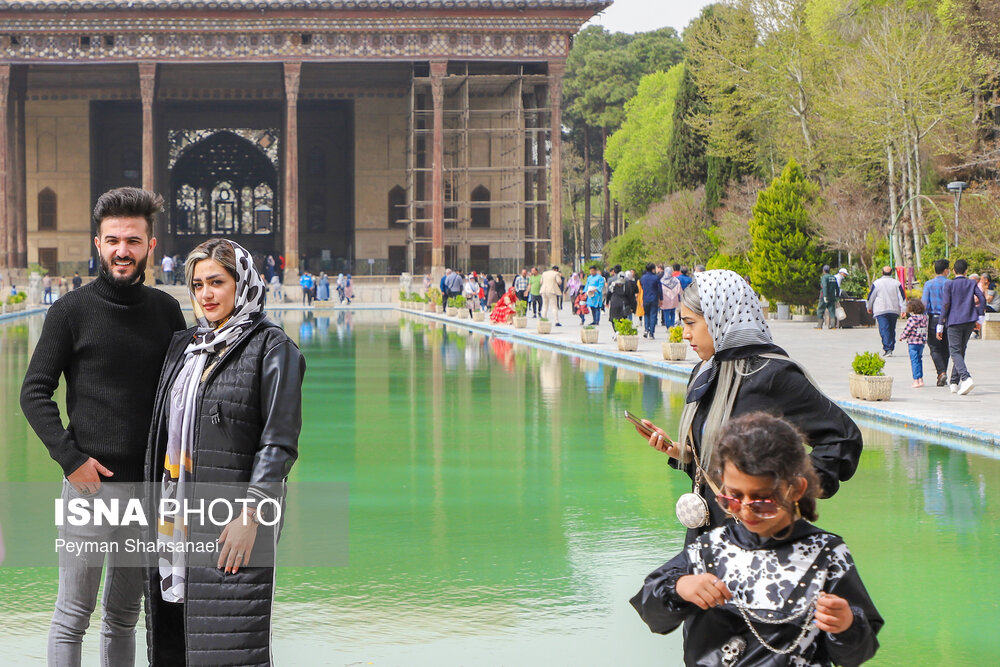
[
  {"left": 93, "top": 187, "right": 163, "bottom": 236},
  {"left": 612, "top": 264, "right": 622, "bottom": 274},
  {"left": 933, "top": 259, "right": 950, "bottom": 275},
  {"left": 953, "top": 259, "right": 968, "bottom": 275},
  {"left": 645, "top": 262, "right": 656, "bottom": 273},
  {"left": 672, "top": 263, "right": 680, "bottom": 272}
]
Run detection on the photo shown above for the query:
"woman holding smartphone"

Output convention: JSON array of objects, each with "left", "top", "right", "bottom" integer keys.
[
  {"left": 636, "top": 270, "right": 862, "bottom": 543},
  {"left": 145, "top": 239, "right": 305, "bottom": 665}
]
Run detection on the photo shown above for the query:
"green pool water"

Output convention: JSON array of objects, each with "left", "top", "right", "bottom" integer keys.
[{"left": 1, "top": 311, "right": 997, "bottom": 665}]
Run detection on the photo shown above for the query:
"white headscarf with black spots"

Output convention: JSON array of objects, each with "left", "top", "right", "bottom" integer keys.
[
  {"left": 687, "top": 270, "right": 774, "bottom": 403},
  {"left": 186, "top": 240, "right": 267, "bottom": 356},
  {"left": 698, "top": 269, "right": 773, "bottom": 354}
]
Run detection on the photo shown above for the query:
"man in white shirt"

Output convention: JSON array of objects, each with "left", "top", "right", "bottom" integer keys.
[
  {"left": 160, "top": 254, "right": 174, "bottom": 285},
  {"left": 540, "top": 266, "right": 562, "bottom": 325}
]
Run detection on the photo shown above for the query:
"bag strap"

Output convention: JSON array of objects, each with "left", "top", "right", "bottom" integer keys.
[{"left": 686, "top": 426, "right": 723, "bottom": 498}]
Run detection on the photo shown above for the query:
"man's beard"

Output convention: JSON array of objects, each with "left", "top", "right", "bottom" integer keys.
[{"left": 100, "top": 253, "right": 148, "bottom": 286}]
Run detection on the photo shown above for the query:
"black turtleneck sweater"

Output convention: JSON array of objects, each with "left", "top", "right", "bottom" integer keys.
[{"left": 20, "top": 271, "right": 187, "bottom": 482}]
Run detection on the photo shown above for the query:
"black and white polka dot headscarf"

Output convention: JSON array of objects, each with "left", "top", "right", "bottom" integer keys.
[
  {"left": 687, "top": 270, "right": 773, "bottom": 403},
  {"left": 698, "top": 269, "right": 773, "bottom": 354},
  {"left": 186, "top": 240, "right": 267, "bottom": 356}
]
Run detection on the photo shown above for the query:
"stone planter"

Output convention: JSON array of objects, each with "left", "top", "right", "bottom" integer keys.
[
  {"left": 982, "top": 313, "right": 1000, "bottom": 340},
  {"left": 425, "top": 302, "right": 436, "bottom": 313},
  {"left": 662, "top": 342, "right": 688, "bottom": 361},
  {"left": 434, "top": 304, "right": 443, "bottom": 314},
  {"left": 617, "top": 334, "right": 639, "bottom": 352},
  {"left": 580, "top": 327, "right": 599, "bottom": 344},
  {"left": 848, "top": 373, "right": 893, "bottom": 401},
  {"left": 537, "top": 320, "right": 552, "bottom": 334},
  {"left": 457, "top": 309, "right": 470, "bottom": 319},
  {"left": 513, "top": 316, "right": 527, "bottom": 328},
  {"left": 775, "top": 302, "right": 791, "bottom": 320},
  {"left": 446, "top": 307, "right": 459, "bottom": 317},
  {"left": 473, "top": 311, "right": 485, "bottom": 322}
]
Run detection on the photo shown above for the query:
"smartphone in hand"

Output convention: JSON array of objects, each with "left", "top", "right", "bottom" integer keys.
[{"left": 624, "top": 410, "right": 655, "bottom": 438}]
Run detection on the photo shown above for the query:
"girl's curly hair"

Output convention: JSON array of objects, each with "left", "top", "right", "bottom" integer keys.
[{"left": 711, "top": 412, "right": 821, "bottom": 521}]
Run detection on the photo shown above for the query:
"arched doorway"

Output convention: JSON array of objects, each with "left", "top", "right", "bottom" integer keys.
[{"left": 168, "top": 129, "right": 279, "bottom": 257}]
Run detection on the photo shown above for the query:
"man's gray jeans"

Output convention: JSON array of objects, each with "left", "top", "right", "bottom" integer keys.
[{"left": 49, "top": 480, "right": 143, "bottom": 667}]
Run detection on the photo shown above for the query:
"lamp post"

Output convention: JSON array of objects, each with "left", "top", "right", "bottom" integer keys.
[{"left": 946, "top": 181, "right": 967, "bottom": 258}]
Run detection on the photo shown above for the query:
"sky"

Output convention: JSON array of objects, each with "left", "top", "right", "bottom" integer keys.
[{"left": 584, "top": 0, "right": 718, "bottom": 35}]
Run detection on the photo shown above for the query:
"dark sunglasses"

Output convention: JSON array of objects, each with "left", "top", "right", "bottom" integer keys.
[{"left": 715, "top": 492, "right": 782, "bottom": 519}]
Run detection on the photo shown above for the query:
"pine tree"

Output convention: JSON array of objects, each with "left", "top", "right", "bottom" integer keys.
[
  {"left": 747, "top": 159, "right": 825, "bottom": 306},
  {"left": 705, "top": 155, "right": 739, "bottom": 212},
  {"left": 665, "top": 65, "right": 708, "bottom": 193}
]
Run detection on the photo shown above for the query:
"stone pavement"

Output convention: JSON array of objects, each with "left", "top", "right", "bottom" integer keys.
[{"left": 403, "top": 306, "right": 1000, "bottom": 448}]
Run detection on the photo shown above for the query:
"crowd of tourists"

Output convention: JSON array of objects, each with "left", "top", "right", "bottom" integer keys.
[
  {"left": 429, "top": 262, "right": 703, "bottom": 338},
  {"left": 297, "top": 270, "right": 353, "bottom": 306}
]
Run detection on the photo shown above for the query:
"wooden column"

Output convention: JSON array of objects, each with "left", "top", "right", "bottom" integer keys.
[
  {"left": 549, "top": 62, "right": 565, "bottom": 268},
  {"left": 0, "top": 65, "right": 10, "bottom": 269},
  {"left": 430, "top": 60, "right": 447, "bottom": 276},
  {"left": 139, "top": 62, "right": 157, "bottom": 281},
  {"left": 12, "top": 67, "right": 27, "bottom": 268},
  {"left": 283, "top": 62, "right": 301, "bottom": 278}
]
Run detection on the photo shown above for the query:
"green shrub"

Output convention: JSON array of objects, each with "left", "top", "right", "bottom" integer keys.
[
  {"left": 450, "top": 295, "right": 466, "bottom": 309},
  {"left": 851, "top": 351, "right": 885, "bottom": 376},
  {"left": 583, "top": 324, "right": 596, "bottom": 330},
  {"left": 839, "top": 270, "right": 870, "bottom": 299},
  {"left": 515, "top": 299, "right": 528, "bottom": 317},
  {"left": 410, "top": 292, "right": 422, "bottom": 302},
  {"left": 427, "top": 287, "right": 442, "bottom": 305},
  {"left": 668, "top": 325, "right": 684, "bottom": 343},
  {"left": 399, "top": 290, "right": 409, "bottom": 301},
  {"left": 613, "top": 318, "right": 638, "bottom": 335}
]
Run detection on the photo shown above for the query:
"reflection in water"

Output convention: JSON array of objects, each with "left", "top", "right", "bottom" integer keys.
[
  {"left": 922, "top": 443, "right": 985, "bottom": 534},
  {"left": 0, "top": 312, "right": 998, "bottom": 665}
]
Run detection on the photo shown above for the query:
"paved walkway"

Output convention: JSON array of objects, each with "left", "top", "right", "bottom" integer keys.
[{"left": 402, "top": 305, "right": 1000, "bottom": 448}]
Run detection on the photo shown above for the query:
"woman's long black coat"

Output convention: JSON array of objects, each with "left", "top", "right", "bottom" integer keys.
[{"left": 144, "top": 314, "right": 305, "bottom": 666}]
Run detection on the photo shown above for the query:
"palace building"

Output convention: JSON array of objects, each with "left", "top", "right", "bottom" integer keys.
[{"left": 0, "top": 0, "right": 608, "bottom": 278}]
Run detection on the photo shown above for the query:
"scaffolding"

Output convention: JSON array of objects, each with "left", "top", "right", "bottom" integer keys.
[{"left": 403, "top": 63, "right": 552, "bottom": 276}]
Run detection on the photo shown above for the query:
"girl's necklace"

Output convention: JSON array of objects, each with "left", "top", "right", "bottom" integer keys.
[{"left": 730, "top": 589, "right": 821, "bottom": 655}]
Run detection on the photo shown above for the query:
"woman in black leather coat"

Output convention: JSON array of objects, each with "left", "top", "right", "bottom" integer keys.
[
  {"left": 145, "top": 239, "right": 305, "bottom": 666},
  {"left": 636, "top": 270, "right": 863, "bottom": 544}
]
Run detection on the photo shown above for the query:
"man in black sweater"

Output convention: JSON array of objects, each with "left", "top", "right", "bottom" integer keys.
[{"left": 20, "top": 187, "right": 186, "bottom": 667}]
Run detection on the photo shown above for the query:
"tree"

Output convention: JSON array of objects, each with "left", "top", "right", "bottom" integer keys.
[
  {"left": 826, "top": 4, "right": 975, "bottom": 270},
  {"left": 564, "top": 26, "right": 685, "bottom": 242},
  {"left": 643, "top": 188, "right": 716, "bottom": 266},
  {"left": 606, "top": 65, "right": 685, "bottom": 216},
  {"left": 684, "top": 3, "right": 759, "bottom": 171},
  {"left": 665, "top": 64, "right": 709, "bottom": 193},
  {"left": 747, "top": 159, "right": 826, "bottom": 306},
  {"left": 811, "top": 175, "right": 886, "bottom": 278},
  {"left": 603, "top": 223, "right": 650, "bottom": 274}
]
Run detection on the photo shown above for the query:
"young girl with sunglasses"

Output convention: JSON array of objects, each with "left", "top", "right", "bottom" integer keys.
[{"left": 631, "top": 412, "right": 883, "bottom": 666}]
